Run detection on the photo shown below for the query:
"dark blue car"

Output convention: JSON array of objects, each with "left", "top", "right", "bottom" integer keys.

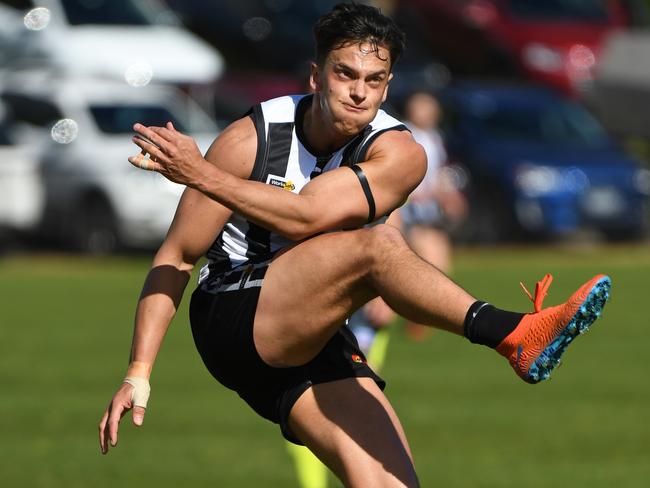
[{"left": 437, "top": 83, "right": 650, "bottom": 242}]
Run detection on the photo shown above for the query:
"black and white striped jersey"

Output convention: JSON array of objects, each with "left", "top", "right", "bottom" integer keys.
[{"left": 199, "top": 94, "right": 408, "bottom": 285}]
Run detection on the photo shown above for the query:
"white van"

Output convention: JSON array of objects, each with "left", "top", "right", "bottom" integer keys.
[
  {"left": 2, "top": 0, "right": 223, "bottom": 85},
  {"left": 0, "top": 99, "right": 45, "bottom": 240},
  {"left": 1, "top": 71, "right": 220, "bottom": 253}
]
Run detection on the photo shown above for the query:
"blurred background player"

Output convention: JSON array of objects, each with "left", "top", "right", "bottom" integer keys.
[
  {"left": 349, "top": 90, "right": 468, "bottom": 349},
  {"left": 399, "top": 91, "right": 466, "bottom": 275},
  {"left": 397, "top": 90, "right": 468, "bottom": 339}
]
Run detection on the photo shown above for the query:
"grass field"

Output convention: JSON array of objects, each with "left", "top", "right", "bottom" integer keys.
[{"left": 1, "top": 245, "right": 649, "bottom": 487}]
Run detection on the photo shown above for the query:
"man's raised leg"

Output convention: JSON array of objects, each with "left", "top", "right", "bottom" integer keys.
[
  {"left": 255, "top": 223, "right": 611, "bottom": 383},
  {"left": 254, "top": 224, "right": 475, "bottom": 367}
]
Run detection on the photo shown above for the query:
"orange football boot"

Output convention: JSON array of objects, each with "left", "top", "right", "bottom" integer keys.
[{"left": 496, "top": 273, "right": 611, "bottom": 384}]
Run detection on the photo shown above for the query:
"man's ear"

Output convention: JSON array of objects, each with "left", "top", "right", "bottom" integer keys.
[
  {"left": 309, "top": 62, "right": 320, "bottom": 93},
  {"left": 381, "top": 72, "right": 394, "bottom": 103}
]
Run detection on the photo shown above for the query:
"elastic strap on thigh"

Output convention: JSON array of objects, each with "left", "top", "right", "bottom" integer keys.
[{"left": 349, "top": 164, "right": 375, "bottom": 224}]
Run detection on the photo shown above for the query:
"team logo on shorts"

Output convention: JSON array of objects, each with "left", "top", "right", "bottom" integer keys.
[
  {"left": 266, "top": 174, "right": 295, "bottom": 191},
  {"left": 351, "top": 354, "right": 366, "bottom": 364}
]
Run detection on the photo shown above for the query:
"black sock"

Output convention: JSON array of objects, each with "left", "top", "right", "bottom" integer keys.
[{"left": 463, "top": 301, "right": 524, "bottom": 348}]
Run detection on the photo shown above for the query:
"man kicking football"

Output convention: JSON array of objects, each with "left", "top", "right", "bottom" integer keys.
[{"left": 99, "top": 3, "right": 611, "bottom": 487}]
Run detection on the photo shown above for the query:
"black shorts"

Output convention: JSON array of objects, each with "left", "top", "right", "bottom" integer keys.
[{"left": 189, "top": 264, "right": 385, "bottom": 445}]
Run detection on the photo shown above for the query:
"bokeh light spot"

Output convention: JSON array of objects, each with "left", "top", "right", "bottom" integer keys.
[
  {"left": 243, "top": 17, "right": 272, "bottom": 42},
  {"left": 24, "top": 7, "right": 51, "bottom": 31},
  {"left": 51, "top": 119, "right": 79, "bottom": 144},
  {"left": 125, "top": 62, "right": 154, "bottom": 87}
]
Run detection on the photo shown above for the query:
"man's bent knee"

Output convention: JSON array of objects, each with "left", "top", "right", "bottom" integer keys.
[{"left": 366, "top": 223, "right": 408, "bottom": 263}]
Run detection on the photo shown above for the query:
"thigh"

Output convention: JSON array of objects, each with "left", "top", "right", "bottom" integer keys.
[
  {"left": 191, "top": 285, "right": 386, "bottom": 431},
  {"left": 288, "top": 377, "right": 419, "bottom": 488},
  {"left": 254, "top": 227, "right": 381, "bottom": 366}
]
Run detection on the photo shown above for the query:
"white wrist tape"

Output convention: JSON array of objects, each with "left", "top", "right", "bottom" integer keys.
[{"left": 123, "top": 376, "right": 151, "bottom": 409}]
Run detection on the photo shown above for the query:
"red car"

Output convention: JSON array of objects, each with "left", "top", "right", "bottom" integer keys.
[{"left": 397, "top": 0, "right": 632, "bottom": 96}]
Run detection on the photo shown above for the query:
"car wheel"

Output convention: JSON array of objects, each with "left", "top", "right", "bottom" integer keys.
[{"left": 72, "top": 195, "right": 120, "bottom": 254}]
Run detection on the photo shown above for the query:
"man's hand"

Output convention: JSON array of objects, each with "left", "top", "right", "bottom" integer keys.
[
  {"left": 98, "top": 380, "right": 149, "bottom": 455},
  {"left": 129, "top": 121, "right": 207, "bottom": 187}
]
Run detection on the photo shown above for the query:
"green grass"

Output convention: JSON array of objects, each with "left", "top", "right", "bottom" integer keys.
[{"left": 1, "top": 245, "right": 649, "bottom": 487}]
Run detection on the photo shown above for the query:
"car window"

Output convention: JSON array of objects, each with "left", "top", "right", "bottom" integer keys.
[
  {"left": 89, "top": 105, "right": 187, "bottom": 134},
  {"left": 60, "top": 0, "right": 149, "bottom": 25},
  {"left": 507, "top": 0, "right": 610, "bottom": 21},
  {"left": 481, "top": 106, "right": 542, "bottom": 140},
  {"left": 540, "top": 103, "right": 608, "bottom": 145},
  {"left": 0, "top": 124, "right": 11, "bottom": 145},
  {"left": 0, "top": 94, "right": 64, "bottom": 128},
  {"left": 477, "top": 98, "right": 608, "bottom": 145}
]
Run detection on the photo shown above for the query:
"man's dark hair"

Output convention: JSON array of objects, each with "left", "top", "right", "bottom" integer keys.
[{"left": 313, "top": 2, "right": 406, "bottom": 69}]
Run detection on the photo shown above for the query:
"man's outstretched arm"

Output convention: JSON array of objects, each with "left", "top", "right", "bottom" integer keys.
[
  {"left": 98, "top": 186, "right": 233, "bottom": 454},
  {"left": 130, "top": 121, "right": 427, "bottom": 241},
  {"left": 99, "top": 120, "right": 255, "bottom": 454}
]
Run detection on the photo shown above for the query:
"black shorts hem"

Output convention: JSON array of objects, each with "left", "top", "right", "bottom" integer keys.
[{"left": 278, "top": 370, "right": 386, "bottom": 446}]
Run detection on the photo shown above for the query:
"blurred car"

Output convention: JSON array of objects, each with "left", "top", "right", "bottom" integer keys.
[
  {"left": 437, "top": 82, "right": 650, "bottom": 242},
  {"left": 587, "top": 30, "right": 650, "bottom": 139},
  {"left": 395, "top": 0, "right": 633, "bottom": 96},
  {"left": 1, "top": 0, "right": 223, "bottom": 85},
  {"left": 0, "top": 98, "right": 46, "bottom": 246},
  {"left": 0, "top": 2, "right": 24, "bottom": 66},
  {"left": 1, "top": 71, "right": 219, "bottom": 253}
]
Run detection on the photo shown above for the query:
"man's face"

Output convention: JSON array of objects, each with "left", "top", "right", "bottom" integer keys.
[{"left": 311, "top": 41, "right": 393, "bottom": 137}]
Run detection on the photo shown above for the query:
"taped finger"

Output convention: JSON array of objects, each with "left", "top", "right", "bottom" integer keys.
[
  {"left": 123, "top": 376, "right": 151, "bottom": 409},
  {"left": 133, "top": 153, "right": 152, "bottom": 171}
]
